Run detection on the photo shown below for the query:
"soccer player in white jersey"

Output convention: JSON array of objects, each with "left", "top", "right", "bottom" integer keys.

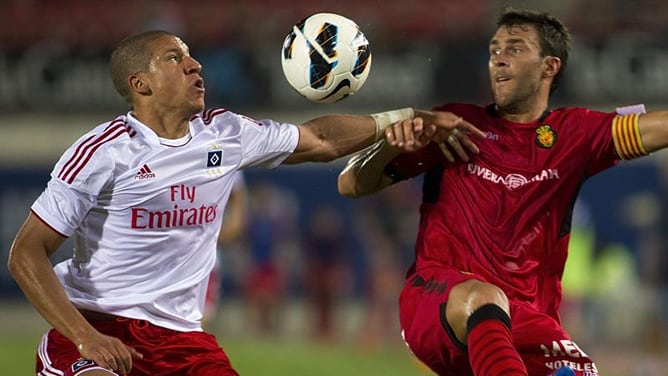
[{"left": 7, "top": 30, "right": 483, "bottom": 376}]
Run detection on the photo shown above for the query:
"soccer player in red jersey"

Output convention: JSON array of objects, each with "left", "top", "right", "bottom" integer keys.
[
  {"left": 7, "top": 30, "right": 482, "bottom": 376},
  {"left": 339, "top": 7, "right": 668, "bottom": 376}
]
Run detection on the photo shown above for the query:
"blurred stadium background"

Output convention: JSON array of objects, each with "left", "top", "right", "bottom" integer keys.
[{"left": 1, "top": 0, "right": 668, "bottom": 374}]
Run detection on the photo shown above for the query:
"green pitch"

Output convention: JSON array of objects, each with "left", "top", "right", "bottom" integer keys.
[{"left": 225, "top": 339, "right": 430, "bottom": 376}]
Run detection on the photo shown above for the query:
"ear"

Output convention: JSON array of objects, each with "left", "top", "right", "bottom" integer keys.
[
  {"left": 128, "top": 73, "right": 151, "bottom": 95},
  {"left": 543, "top": 56, "right": 561, "bottom": 78}
]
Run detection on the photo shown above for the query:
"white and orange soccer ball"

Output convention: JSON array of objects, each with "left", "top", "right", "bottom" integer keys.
[{"left": 280, "top": 13, "right": 372, "bottom": 104}]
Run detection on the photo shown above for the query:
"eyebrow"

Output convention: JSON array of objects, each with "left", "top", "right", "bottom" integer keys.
[
  {"left": 162, "top": 47, "right": 183, "bottom": 54},
  {"left": 489, "top": 37, "right": 527, "bottom": 46}
]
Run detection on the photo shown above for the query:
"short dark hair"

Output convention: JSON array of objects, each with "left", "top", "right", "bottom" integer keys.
[
  {"left": 109, "top": 30, "right": 175, "bottom": 103},
  {"left": 497, "top": 8, "right": 571, "bottom": 94}
]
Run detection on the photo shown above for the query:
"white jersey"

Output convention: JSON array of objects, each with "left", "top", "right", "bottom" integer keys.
[{"left": 31, "top": 108, "right": 299, "bottom": 332}]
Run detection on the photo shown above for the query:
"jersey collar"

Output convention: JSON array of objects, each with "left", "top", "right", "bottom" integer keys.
[{"left": 125, "top": 112, "right": 195, "bottom": 147}]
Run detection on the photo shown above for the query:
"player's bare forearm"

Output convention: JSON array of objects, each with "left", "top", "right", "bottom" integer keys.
[
  {"left": 639, "top": 111, "right": 668, "bottom": 153},
  {"left": 7, "top": 214, "right": 100, "bottom": 346},
  {"left": 285, "top": 114, "right": 376, "bottom": 164}
]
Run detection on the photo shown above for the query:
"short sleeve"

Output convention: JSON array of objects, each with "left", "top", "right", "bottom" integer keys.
[
  {"left": 576, "top": 109, "right": 623, "bottom": 176},
  {"left": 237, "top": 116, "right": 299, "bottom": 169},
  {"left": 31, "top": 132, "right": 116, "bottom": 236},
  {"left": 31, "top": 178, "right": 98, "bottom": 237}
]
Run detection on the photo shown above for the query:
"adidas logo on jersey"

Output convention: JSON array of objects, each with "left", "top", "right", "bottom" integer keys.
[{"left": 135, "top": 164, "right": 156, "bottom": 179}]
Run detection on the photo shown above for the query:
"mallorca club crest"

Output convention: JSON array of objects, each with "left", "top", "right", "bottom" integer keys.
[{"left": 535, "top": 125, "right": 557, "bottom": 149}]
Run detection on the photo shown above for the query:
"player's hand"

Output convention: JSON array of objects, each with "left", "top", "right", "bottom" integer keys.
[
  {"left": 384, "top": 110, "right": 485, "bottom": 161},
  {"left": 415, "top": 110, "right": 486, "bottom": 162},
  {"left": 384, "top": 117, "right": 437, "bottom": 153},
  {"left": 77, "top": 332, "right": 143, "bottom": 375}
]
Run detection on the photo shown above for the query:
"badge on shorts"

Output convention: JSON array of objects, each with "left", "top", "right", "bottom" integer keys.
[{"left": 72, "top": 358, "right": 95, "bottom": 371}]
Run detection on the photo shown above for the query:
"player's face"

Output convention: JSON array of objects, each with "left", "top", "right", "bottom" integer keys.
[
  {"left": 488, "top": 24, "right": 547, "bottom": 111},
  {"left": 143, "top": 36, "right": 206, "bottom": 115}
]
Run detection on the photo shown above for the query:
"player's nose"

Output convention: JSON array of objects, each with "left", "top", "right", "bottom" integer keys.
[
  {"left": 185, "top": 56, "right": 202, "bottom": 74},
  {"left": 490, "top": 53, "right": 508, "bottom": 67}
]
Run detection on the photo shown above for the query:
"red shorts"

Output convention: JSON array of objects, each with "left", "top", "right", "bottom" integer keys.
[
  {"left": 36, "top": 317, "right": 239, "bottom": 376},
  {"left": 399, "top": 267, "right": 599, "bottom": 376}
]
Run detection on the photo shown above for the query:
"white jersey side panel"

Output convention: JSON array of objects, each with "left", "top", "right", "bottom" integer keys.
[{"left": 31, "top": 109, "right": 299, "bottom": 331}]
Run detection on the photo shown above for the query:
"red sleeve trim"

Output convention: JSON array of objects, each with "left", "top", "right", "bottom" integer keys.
[{"left": 30, "top": 209, "right": 69, "bottom": 238}]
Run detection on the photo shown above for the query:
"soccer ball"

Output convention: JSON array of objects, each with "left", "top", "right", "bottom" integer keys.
[{"left": 281, "top": 13, "right": 372, "bottom": 104}]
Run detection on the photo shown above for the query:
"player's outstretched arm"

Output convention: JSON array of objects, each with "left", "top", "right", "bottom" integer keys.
[
  {"left": 7, "top": 213, "right": 142, "bottom": 374},
  {"left": 285, "top": 113, "right": 378, "bottom": 164},
  {"left": 285, "top": 107, "right": 412, "bottom": 164},
  {"left": 637, "top": 111, "right": 668, "bottom": 153},
  {"left": 285, "top": 108, "right": 483, "bottom": 165}
]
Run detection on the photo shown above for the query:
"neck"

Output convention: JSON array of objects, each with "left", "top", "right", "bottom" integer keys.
[
  {"left": 496, "top": 104, "right": 548, "bottom": 123},
  {"left": 495, "top": 85, "right": 551, "bottom": 123},
  {"left": 132, "top": 109, "right": 191, "bottom": 139}
]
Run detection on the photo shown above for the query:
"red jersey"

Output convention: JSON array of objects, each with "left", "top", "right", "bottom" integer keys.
[{"left": 388, "top": 103, "right": 621, "bottom": 319}]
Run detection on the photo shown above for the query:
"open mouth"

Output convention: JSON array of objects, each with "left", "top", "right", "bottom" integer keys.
[{"left": 194, "top": 78, "right": 205, "bottom": 91}]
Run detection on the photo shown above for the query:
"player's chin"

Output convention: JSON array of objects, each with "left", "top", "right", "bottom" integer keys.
[
  {"left": 189, "top": 98, "right": 206, "bottom": 114},
  {"left": 492, "top": 93, "right": 511, "bottom": 109}
]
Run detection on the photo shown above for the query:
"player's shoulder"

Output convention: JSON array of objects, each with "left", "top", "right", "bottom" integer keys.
[
  {"left": 71, "top": 115, "right": 134, "bottom": 150},
  {"left": 547, "top": 106, "right": 615, "bottom": 123},
  {"left": 550, "top": 106, "right": 615, "bottom": 116},
  {"left": 191, "top": 107, "right": 267, "bottom": 130},
  {"left": 55, "top": 116, "right": 134, "bottom": 186},
  {"left": 191, "top": 107, "right": 235, "bottom": 125},
  {"left": 61, "top": 115, "right": 139, "bottom": 167},
  {"left": 193, "top": 107, "right": 290, "bottom": 138}
]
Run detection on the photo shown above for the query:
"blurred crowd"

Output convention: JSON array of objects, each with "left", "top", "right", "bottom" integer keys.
[
  {"left": 2, "top": 0, "right": 668, "bottom": 50},
  {"left": 0, "top": 0, "right": 491, "bottom": 52},
  {"left": 3, "top": 0, "right": 668, "bottom": 112},
  {"left": 209, "top": 175, "right": 422, "bottom": 349},
  {"left": 0, "top": 0, "right": 668, "bottom": 51}
]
